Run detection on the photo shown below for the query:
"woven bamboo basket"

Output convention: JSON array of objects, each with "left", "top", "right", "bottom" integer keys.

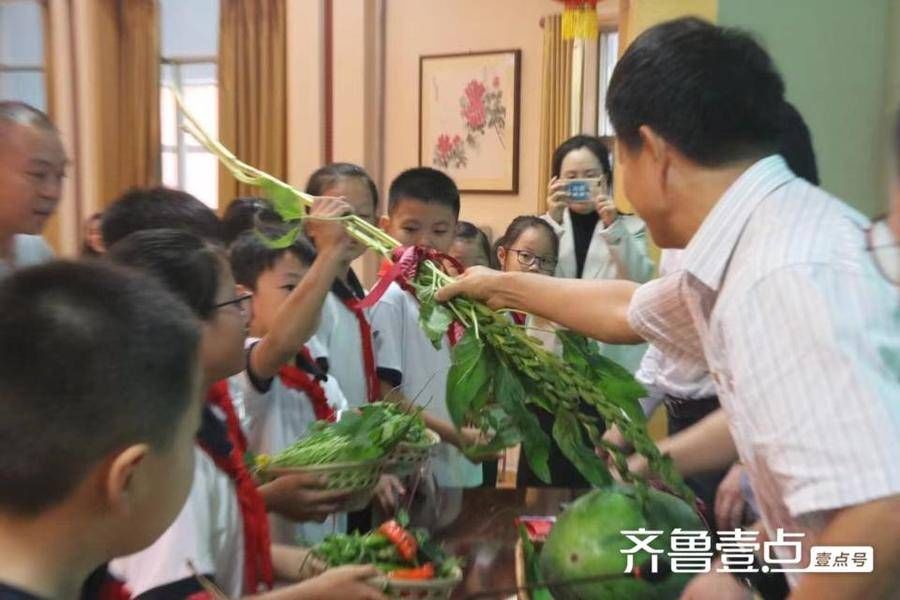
[
  {"left": 385, "top": 429, "right": 440, "bottom": 477},
  {"left": 264, "top": 457, "right": 385, "bottom": 512},
  {"left": 371, "top": 566, "right": 463, "bottom": 600}
]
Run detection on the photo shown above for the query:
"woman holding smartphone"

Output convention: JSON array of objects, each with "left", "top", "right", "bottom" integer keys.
[{"left": 543, "top": 134, "right": 655, "bottom": 371}]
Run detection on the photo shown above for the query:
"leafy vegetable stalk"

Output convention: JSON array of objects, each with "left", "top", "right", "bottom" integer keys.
[{"left": 174, "top": 93, "right": 693, "bottom": 503}]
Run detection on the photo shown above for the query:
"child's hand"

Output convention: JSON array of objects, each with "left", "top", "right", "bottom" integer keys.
[
  {"left": 458, "top": 426, "right": 503, "bottom": 463},
  {"left": 305, "top": 196, "right": 353, "bottom": 255},
  {"left": 298, "top": 565, "right": 387, "bottom": 600},
  {"left": 259, "top": 472, "right": 352, "bottom": 523},
  {"left": 373, "top": 474, "right": 406, "bottom": 515}
]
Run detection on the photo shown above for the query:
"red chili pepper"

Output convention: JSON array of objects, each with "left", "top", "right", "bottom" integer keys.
[
  {"left": 388, "top": 563, "right": 435, "bottom": 580},
  {"left": 377, "top": 519, "right": 418, "bottom": 562}
]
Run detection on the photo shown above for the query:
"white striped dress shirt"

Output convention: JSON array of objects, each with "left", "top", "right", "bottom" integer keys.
[
  {"left": 628, "top": 156, "right": 900, "bottom": 582},
  {"left": 634, "top": 250, "right": 716, "bottom": 415}
]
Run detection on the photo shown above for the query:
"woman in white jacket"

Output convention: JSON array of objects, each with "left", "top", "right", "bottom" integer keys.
[{"left": 542, "top": 135, "right": 655, "bottom": 371}]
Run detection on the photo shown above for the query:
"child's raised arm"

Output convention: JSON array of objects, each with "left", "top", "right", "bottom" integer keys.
[{"left": 249, "top": 197, "right": 352, "bottom": 381}]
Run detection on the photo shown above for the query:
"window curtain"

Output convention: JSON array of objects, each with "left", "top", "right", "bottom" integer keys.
[
  {"left": 218, "top": 0, "right": 287, "bottom": 207},
  {"left": 96, "top": 0, "right": 161, "bottom": 208},
  {"left": 537, "top": 14, "right": 573, "bottom": 213},
  {"left": 39, "top": 0, "right": 61, "bottom": 250}
]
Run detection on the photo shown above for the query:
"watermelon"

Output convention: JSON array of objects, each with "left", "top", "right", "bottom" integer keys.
[{"left": 539, "top": 484, "right": 705, "bottom": 599}]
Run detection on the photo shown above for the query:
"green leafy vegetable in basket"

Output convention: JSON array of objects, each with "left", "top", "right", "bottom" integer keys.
[
  {"left": 173, "top": 92, "right": 692, "bottom": 504},
  {"left": 312, "top": 514, "right": 461, "bottom": 581},
  {"left": 263, "top": 402, "right": 426, "bottom": 468}
]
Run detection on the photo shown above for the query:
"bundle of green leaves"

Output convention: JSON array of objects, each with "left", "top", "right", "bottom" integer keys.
[
  {"left": 313, "top": 512, "right": 461, "bottom": 581},
  {"left": 266, "top": 403, "right": 427, "bottom": 467}
]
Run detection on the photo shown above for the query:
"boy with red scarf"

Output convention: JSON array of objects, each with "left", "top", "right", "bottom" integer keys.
[
  {"left": 228, "top": 225, "right": 355, "bottom": 545},
  {"left": 106, "top": 209, "right": 385, "bottom": 598}
]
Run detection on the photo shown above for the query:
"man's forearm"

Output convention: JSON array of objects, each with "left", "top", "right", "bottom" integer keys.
[
  {"left": 493, "top": 272, "right": 643, "bottom": 344},
  {"left": 660, "top": 409, "right": 738, "bottom": 476},
  {"left": 790, "top": 495, "right": 900, "bottom": 600},
  {"left": 630, "top": 409, "right": 737, "bottom": 478}
]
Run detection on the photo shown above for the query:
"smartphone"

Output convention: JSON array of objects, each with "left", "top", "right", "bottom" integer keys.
[{"left": 565, "top": 178, "right": 604, "bottom": 202}]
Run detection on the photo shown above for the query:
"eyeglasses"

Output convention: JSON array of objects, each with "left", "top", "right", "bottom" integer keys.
[
  {"left": 214, "top": 293, "right": 253, "bottom": 313},
  {"left": 866, "top": 216, "right": 899, "bottom": 285},
  {"left": 507, "top": 248, "right": 557, "bottom": 274}
]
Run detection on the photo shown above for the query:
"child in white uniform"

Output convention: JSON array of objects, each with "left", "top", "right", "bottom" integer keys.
[
  {"left": 109, "top": 210, "right": 383, "bottom": 598},
  {"left": 229, "top": 227, "right": 353, "bottom": 545},
  {"left": 371, "top": 168, "right": 485, "bottom": 489},
  {"left": 305, "top": 163, "right": 381, "bottom": 409}
]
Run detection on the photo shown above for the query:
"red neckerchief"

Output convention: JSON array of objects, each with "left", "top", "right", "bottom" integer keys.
[
  {"left": 202, "top": 382, "right": 274, "bottom": 594},
  {"left": 96, "top": 579, "right": 130, "bottom": 600},
  {"left": 341, "top": 300, "right": 380, "bottom": 403},
  {"left": 278, "top": 347, "right": 337, "bottom": 422},
  {"left": 366, "top": 248, "right": 465, "bottom": 345},
  {"left": 332, "top": 271, "right": 380, "bottom": 404},
  {"left": 511, "top": 311, "right": 527, "bottom": 326}
]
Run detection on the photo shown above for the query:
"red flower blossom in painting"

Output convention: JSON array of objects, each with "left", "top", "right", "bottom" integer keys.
[
  {"left": 465, "top": 79, "right": 486, "bottom": 102},
  {"left": 461, "top": 79, "right": 487, "bottom": 130},
  {"left": 459, "top": 75, "right": 507, "bottom": 149},
  {"left": 463, "top": 103, "right": 486, "bottom": 130},
  {"left": 437, "top": 133, "right": 453, "bottom": 156},
  {"left": 433, "top": 132, "right": 467, "bottom": 169}
]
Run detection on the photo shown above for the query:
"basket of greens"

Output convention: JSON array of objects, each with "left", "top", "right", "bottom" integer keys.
[
  {"left": 258, "top": 404, "right": 418, "bottom": 511},
  {"left": 372, "top": 402, "right": 439, "bottom": 477},
  {"left": 310, "top": 515, "right": 463, "bottom": 600}
]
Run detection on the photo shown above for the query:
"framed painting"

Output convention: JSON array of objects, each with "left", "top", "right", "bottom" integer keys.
[{"left": 419, "top": 49, "right": 521, "bottom": 193}]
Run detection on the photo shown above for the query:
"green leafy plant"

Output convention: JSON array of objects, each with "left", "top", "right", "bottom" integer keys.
[
  {"left": 262, "top": 402, "right": 426, "bottom": 468},
  {"left": 174, "top": 93, "right": 692, "bottom": 503},
  {"left": 313, "top": 515, "right": 461, "bottom": 580}
]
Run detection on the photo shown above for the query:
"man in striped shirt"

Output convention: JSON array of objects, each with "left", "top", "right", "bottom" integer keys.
[{"left": 439, "top": 17, "right": 899, "bottom": 600}]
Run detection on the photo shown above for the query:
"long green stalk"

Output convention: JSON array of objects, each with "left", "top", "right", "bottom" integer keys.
[{"left": 175, "top": 92, "right": 693, "bottom": 502}]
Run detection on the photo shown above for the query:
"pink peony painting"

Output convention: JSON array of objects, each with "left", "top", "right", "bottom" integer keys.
[{"left": 420, "top": 50, "right": 520, "bottom": 193}]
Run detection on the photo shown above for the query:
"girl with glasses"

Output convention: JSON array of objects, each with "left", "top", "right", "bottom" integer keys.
[{"left": 494, "top": 216, "right": 599, "bottom": 488}]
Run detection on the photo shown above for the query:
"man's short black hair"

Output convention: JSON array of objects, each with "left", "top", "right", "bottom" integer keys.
[
  {"left": 306, "top": 162, "right": 379, "bottom": 211},
  {"left": 778, "top": 102, "right": 819, "bottom": 186},
  {"left": 0, "top": 261, "right": 199, "bottom": 516},
  {"left": 607, "top": 17, "right": 785, "bottom": 166},
  {"left": 108, "top": 229, "right": 225, "bottom": 320},
  {"left": 387, "top": 167, "right": 460, "bottom": 218},
  {"left": 102, "top": 187, "right": 223, "bottom": 248},
  {"left": 221, "top": 197, "right": 282, "bottom": 246},
  {"left": 229, "top": 228, "right": 317, "bottom": 290}
]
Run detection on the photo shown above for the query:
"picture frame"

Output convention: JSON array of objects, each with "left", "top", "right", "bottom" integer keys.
[{"left": 419, "top": 49, "right": 521, "bottom": 194}]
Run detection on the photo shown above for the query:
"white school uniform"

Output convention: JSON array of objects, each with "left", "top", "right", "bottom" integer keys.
[
  {"left": 316, "top": 290, "right": 370, "bottom": 409},
  {"left": 109, "top": 446, "right": 244, "bottom": 597},
  {"left": 229, "top": 335, "right": 349, "bottom": 545},
  {"left": 543, "top": 210, "right": 655, "bottom": 372},
  {"left": 370, "top": 281, "right": 482, "bottom": 488}
]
